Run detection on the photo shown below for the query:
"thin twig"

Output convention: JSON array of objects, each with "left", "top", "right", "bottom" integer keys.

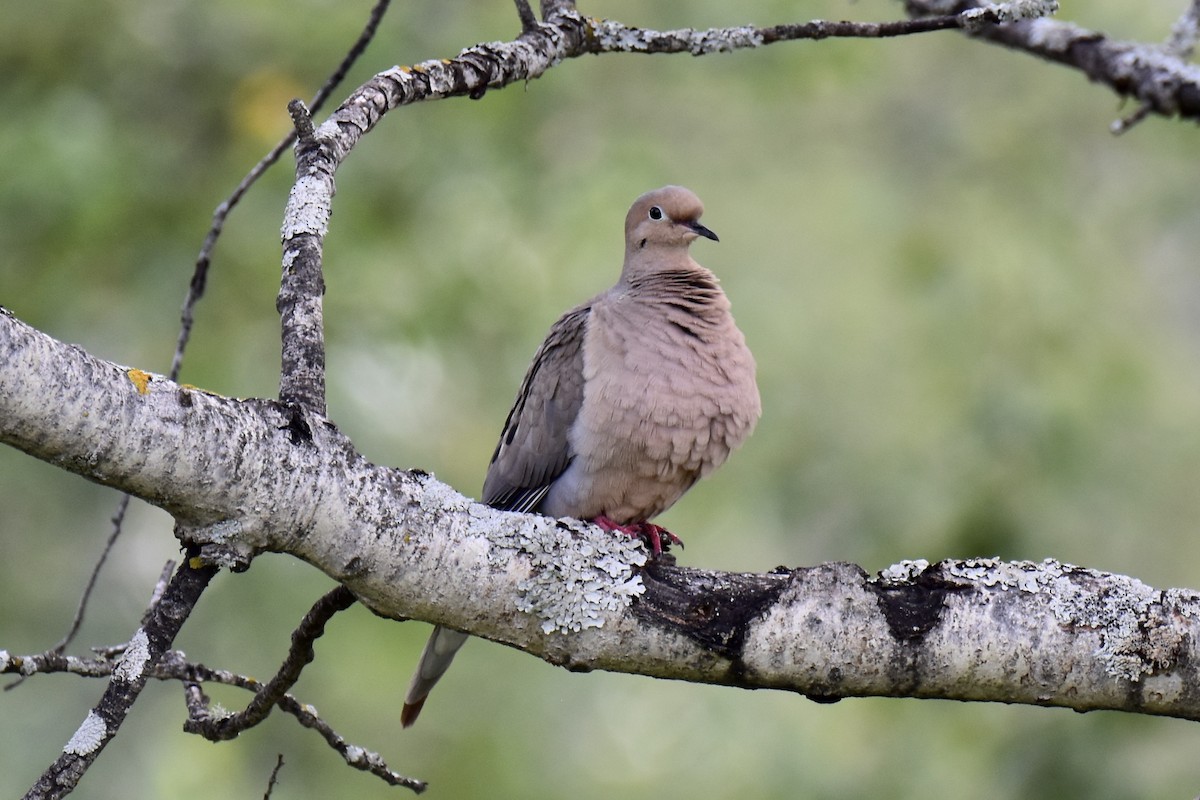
[
  {"left": 278, "top": 691, "right": 427, "bottom": 792},
  {"left": 143, "top": 560, "right": 178, "bottom": 623},
  {"left": 169, "top": 0, "right": 393, "bottom": 384},
  {"left": 54, "top": 494, "right": 131, "bottom": 652},
  {"left": 4, "top": 495, "right": 133, "bottom": 693},
  {"left": 263, "top": 754, "right": 286, "bottom": 800},
  {"left": 183, "top": 586, "right": 357, "bottom": 740}
]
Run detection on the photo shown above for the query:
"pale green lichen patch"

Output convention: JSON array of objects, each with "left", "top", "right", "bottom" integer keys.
[
  {"left": 64, "top": 711, "right": 107, "bottom": 756},
  {"left": 413, "top": 476, "right": 647, "bottom": 635},
  {"left": 875, "top": 559, "right": 931, "bottom": 584},
  {"left": 872, "top": 558, "right": 1200, "bottom": 682},
  {"left": 488, "top": 513, "right": 646, "bottom": 635},
  {"left": 961, "top": 0, "right": 1058, "bottom": 32},
  {"left": 114, "top": 628, "right": 150, "bottom": 682},
  {"left": 941, "top": 557, "right": 1059, "bottom": 592},
  {"left": 885, "top": 557, "right": 1200, "bottom": 682}
]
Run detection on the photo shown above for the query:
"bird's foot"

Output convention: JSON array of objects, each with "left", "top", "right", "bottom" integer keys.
[{"left": 592, "top": 516, "right": 684, "bottom": 556}]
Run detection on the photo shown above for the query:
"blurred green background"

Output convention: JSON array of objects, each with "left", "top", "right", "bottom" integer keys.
[{"left": 4, "top": 0, "right": 1200, "bottom": 797}]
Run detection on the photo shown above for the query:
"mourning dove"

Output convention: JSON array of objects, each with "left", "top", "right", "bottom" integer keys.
[{"left": 401, "top": 185, "right": 760, "bottom": 727}]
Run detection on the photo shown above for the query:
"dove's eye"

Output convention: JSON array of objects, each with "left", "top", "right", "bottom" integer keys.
[{"left": 648, "top": 206, "right": 664, "bottom": 221}]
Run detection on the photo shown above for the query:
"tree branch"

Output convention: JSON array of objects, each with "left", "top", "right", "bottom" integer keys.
[
  {"left": 19, "top": 559, "right": 216, "bottom": 800},
  {"left": 8, "top": 1, "right": 1200, "bottom": 793},
  {"left": 182, "top": 586, "right": 357, "bottom": 741},
  {"left": 5, "top": 307, "right": 1200, "bottom": 722},
  {"left": 174, "top": 0, "right": 392, "bottom": 389},
  {"left": 905, "top": 0, "right": 1200, "bottom": 124},
  {"left": 1, "top": 643, "right": 427, "bottom": 793}
]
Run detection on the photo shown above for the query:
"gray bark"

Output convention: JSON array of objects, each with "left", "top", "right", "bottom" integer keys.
[{"left": 4, "top": 307, "right": 1200, "bottom": 720}]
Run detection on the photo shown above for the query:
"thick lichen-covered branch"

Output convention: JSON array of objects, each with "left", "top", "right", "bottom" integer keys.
[{"left": 5, "top": 309, "right": 1200, "bottom": 723}]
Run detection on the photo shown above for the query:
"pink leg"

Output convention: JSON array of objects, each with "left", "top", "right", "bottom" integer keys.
[{"left": 592, "top": 516, "right": 684, "bottom": 556}]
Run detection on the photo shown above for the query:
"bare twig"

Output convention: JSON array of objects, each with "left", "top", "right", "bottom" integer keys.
[
  {"left": 169, "top": 0, "right": 392, "bottom": 385},
  {"left": 178, "top": 587, "right": 425, "bottom": 789},
  {"left": 3, "top": 495, "right": 134, "bottom": 694},
  {"left": 3, "top": 630, "right": 427, "bottom": 793},
  {"left": 263, "top": 754, "right": 286, "bottom": 800},
  {"left": 183, "top": 586, "right": 357, "bottom": 740},
  {"left": 277, "top": 691, "right": 427, "bottom": 791}
]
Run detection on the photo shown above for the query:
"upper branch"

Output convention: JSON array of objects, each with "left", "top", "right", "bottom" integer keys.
[
  {"left": 270, "top": 2, "right": 1061, "bottom": 417},
  {"left": 906, "top": 0, "right": 1200, "bottom": 122},
  {"left": 278, "top": 113, "right": 330, "bottom": 414}
]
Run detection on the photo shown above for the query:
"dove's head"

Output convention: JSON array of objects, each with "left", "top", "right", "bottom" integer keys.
[{"left": 624, "top": 185, "right": 718, "bottom": 257}]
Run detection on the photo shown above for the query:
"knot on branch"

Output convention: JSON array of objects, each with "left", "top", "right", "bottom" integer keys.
[
  {"left": 636, "top": 563, "right": 789, "bottom": 666},
  {"left": 868, "top": 560, "right": 963, "bottom": 641}
]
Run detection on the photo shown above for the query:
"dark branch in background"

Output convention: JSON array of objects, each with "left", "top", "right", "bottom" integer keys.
[
  {"left": 263, "top": 755, "right": 286, "bottom": 800},
  {"left": 3, "top": 495, "right": 133, "bottom": 694},
  {"left": 176, "top": 585, "right": 427, "bottom": 792},
  {"left": 2, "top": 588, "right": 426, "bottom": 794},
  {"left": 170, "top": 0, "right": 393, "bottom": 385},
  {"left": 183, "top": 586, "right": 357, "bottom": 741},
  {"left": 21, "top": 559, "right": 217, "bottom": 800}
]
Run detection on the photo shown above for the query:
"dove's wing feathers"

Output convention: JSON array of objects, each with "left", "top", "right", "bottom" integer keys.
[{"left": 481, "top": 304, "right": 590, "bottom": 513}]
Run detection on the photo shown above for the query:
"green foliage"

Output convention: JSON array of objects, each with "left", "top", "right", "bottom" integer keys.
[{"left": 4, "top": 1, "right": 1200, "bottom": 797}]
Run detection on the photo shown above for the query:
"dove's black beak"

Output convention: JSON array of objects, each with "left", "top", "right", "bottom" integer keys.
[{"left": 688, "top": 221, "right": 719, "bottom": 242}]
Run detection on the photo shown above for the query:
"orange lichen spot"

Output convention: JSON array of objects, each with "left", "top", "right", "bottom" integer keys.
[{"left": 127, "top": 368, "right": 152, "bottom": 395}]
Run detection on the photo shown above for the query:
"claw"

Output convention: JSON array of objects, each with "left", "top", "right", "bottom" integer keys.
[{"left": 592, "top": 516, "right": 684, "bottom": 556}]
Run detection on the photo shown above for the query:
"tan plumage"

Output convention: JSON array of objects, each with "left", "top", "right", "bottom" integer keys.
[{"left": 402, "top": 186, "right": 760, "bottom": 727}]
